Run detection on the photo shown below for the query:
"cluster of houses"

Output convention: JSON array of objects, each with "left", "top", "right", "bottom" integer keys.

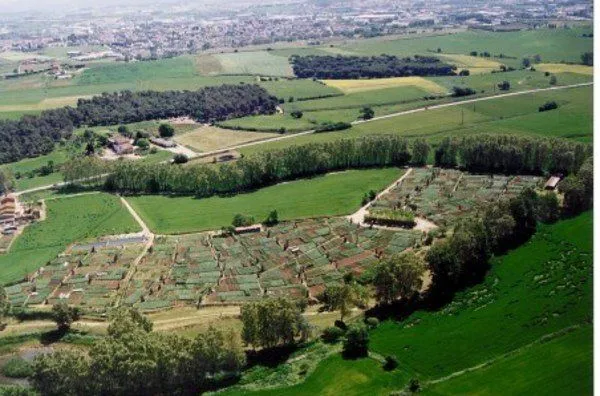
[
  {"left": 0, "top": 195, "right": 40, "bottom": 238},
  {"left": 108, "top": 136, "right": 135, "bottom": 155},
  {"left": 0, "top": 195, "right": 17, "bottom": 236}
]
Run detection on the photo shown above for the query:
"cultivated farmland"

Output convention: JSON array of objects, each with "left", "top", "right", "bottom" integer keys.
[{"left": 0, "top": 193, "right": 141, "bottom": 284}]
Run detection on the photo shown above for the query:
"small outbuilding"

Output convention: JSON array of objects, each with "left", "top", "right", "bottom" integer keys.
[
  {"left": 234, "top": 225, "right": 262, "bottom": 234},
  {"left": 544, "top": 176, "right": 561, "bottom": 190}
]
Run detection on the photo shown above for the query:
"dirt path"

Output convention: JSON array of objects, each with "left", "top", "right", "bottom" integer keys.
[
  {"left": 347, "top": 168, "right": 413, "bottom": 225},
  {"left": 120, "top": 196, "right": 151, "bottom": 236}
]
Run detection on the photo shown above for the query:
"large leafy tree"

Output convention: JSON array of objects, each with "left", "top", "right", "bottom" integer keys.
[
  {"left": 318, "top": 275, "right": 368, "bottom": 321},
  {"left": 241, "top": 297, "right": 308, "bottom": 349},
  {"left": 372, "top": 251, "right": 426, "bottom": 304}
]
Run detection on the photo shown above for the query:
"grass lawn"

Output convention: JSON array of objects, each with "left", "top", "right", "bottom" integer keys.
[
  {"left": 126, "top": 168, "right": 404, "bottom": 234},
  {"left": 422, "top": 325, "right": 593, "bottom": 396},
  {"left": 0, "top": 193, "right": 141, "bottom": 284}
]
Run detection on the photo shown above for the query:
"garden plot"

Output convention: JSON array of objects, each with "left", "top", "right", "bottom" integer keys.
[
  {"left": 6, "top": 245, "right": 143, "bottom": 311},
  {"left": 370, "top": 168, "right": 542, "bottom": 226},
  {"left": 125, "top": 218, "right": 421, "bottom": 310},
  {"left": 124, "top": 234, "right": 221, "bottom": 311}
]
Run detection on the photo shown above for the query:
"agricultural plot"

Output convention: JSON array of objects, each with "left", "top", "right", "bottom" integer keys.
[
  {"left": 212, "top": 51, "right": 294, "bottom": 77},
  {"left": 5, "top": 245, "right": 144, "bottom": 311},
  {"left": 536, "top": 63, "right": 593, "bottom": 76},
  {"left": 123, "top": 218, "right": 421, "bottom": 311},
  {"left": 175, "top": 126, "right": 279, "bottom": 153},
  {"left": 0, "top": 193, "right": 141, "bottom": 285},
  {"left": 370, "top": 168, "right": 541, "bottom": 226},
  {"left": 437, "top": 54, "right": 502, "bottom": 74},
  {"left": 240, "top": 84, "right": 593, "bottom": 156},
  {"left": 339, "top": 26, "right": 593, "bottom": 67},
  {"left": 322, "top": 77, "right": 447, "bottom": 95}
]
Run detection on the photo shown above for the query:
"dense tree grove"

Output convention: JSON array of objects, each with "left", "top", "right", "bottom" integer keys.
[
  {"left": 427, "top": 190, "right": 529, "bottom": 296},
  {"left": 61, "top": 134, "right": 591, "bottom": 196},
  {"left": 31, "top": 308, "right": 245, "bottom": 396},
  {"left": 559, "top": 156, "right": 593, "bottom": 215},
  {"left": 0, "top": 84, "right": 278, "bottom": 164},
  {"left": 290, "top": 54, "right": 456, "bottom": 79},
  {"left": 372, "top": 252, "right": 426, "bottom": 304},
  {"left": 241, "top": 298, "right": 310, "bottom": 349},
  {"left": 441, "top": 135, "right": 590, "bottom": 175}
]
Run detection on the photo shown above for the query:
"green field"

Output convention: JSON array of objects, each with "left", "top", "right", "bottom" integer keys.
[
  {"left": 126, "top": 168, "right": 403, "bottom": 234},
  {"left": 339, "top": 26, "right": 593, "bottom": 67},
  {"left": 256, "top": 78, "right": 341, "bottom": 101},
  {"left": 213, "top": 51, "right": 294, "bottom": 76},
  {"left": 234, "top": 354, "right": 410, "bottom": 396},
  {"left": 226, "top": 211, "right": 592, "bottom": 395},
  {"left": 238, "top": 84, "right": 592, "bottom": 155},
  {"left": 369, "top": 211, "right": 592, "bottom": 379},
  {"left": 422, "top": 325, "right": 592, "bottom": 396},
  {"left": 218, "top": 70, "right": 591, "bottom": 132},
  {"left": 0, "top": 193, "right": 141, "bottom": 284}
]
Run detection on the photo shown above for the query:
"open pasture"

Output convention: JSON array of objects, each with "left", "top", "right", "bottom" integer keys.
[
  {"left": 126, "top": 168, "right": 404, "bottom": 234},
  {"left": 422, "top": 325, "right": 592, "bottom": 396},
  {"left": 437, "top": 53, "right": 503, "bottom": 74},
  {"left": 536, "top": 63, "right": 594, "bottom": 75}
]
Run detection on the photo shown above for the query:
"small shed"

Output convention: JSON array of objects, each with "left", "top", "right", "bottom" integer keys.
[
  {"left": 234, "top": 225, "right": 262, "bottom": 234},
  {"left": 544, "top": 176, "right": 561, "bottom": 190}
]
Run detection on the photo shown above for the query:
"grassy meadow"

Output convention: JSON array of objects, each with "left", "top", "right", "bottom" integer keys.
[
  {"left": 0, "top": 193, "right": 141, "bottom": 284},
  {"left": 126, "top": 168, "right": 404, "bottom": 234}
]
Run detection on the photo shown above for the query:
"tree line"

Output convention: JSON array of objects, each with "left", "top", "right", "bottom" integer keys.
[
  {"left": 62, "top": 134, "right": 590, "bottom": 197},
  {"left": 30, "top": 308, "right": 245, "bottom": 396},
  {"left": 0, "top": 84, "right": 278, "bottom": 164},
  {"left": 290, "top": 54, "right": 456, "bottom": 79},
  {"left": 436, "top": 135, "right": 590, "bottom": 175}
]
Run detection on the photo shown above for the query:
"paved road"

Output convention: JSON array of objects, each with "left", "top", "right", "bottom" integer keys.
[{"left": 14, "top": 82, "right": 593, "bottom": 195}]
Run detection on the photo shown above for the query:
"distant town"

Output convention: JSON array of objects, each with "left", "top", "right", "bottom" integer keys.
[{"left": 0, "top": 0, "right": 593, "bottom": 65}]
